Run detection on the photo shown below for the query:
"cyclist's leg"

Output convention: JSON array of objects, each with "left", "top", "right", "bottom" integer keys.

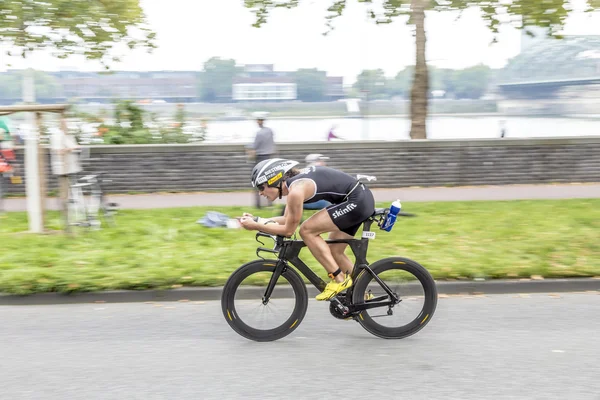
[
  {"left": 300, "top": 186, "right": 375, "bottom": 299},
  {"left": 300, "top": 211, "right": 359, "bottom": 301},
  {"left": 323, "top": 184, "right": 374, "bottom": 276},
  {"left": 299, "top": 210, "right": 346, "bottom": 282},
  {"left": 328, "top": 230, "right": 354, "bottom": 275},
  {"left": 299, "top": 208, "right": 366, "bottom": 280}
]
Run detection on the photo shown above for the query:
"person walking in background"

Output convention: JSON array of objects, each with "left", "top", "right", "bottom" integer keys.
[
  {"left": 327, "top": 124, "right": 341, "bottom": 141},
  {"left": 245, "top": 112, "right": 276, "bottom": 208},
  {"left": 499, "top": 120, "right": 507, "bottom": 138}
]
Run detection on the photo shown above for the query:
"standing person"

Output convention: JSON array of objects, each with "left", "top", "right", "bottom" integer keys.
[
  {"left": 0, "top": 118, "right": 15, "bottom": 174},
  {"left": 50, "top": 126, "right": 82, "bottom": 223},
  {"left": 0, "top": 120, "right": 8, "bottom": 211},
  {"left": 246, "top": 112, "right": 276, "bottom": 208},
  {"left": 0, "top": 118, "right": 11, "bottom": 143}
]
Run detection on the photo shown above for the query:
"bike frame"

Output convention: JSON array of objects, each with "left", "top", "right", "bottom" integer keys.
[{"left": 257, "top": 213, "right": 401, "bottom": 312}]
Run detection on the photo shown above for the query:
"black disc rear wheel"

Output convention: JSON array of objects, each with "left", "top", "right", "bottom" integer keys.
[{"left": 351, "top": 257, "right": 437, "bottom": 339}]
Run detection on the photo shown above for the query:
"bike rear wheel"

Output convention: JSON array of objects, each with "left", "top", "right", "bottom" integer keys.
[
  {"left": 351, "top": 257, "right": 437, "bottom": 339},
  {"left": 221, "top": 260, "right": 308, "bottom": 342},
  {"left": 100, "top": 199, "right": 118, "bottom": 227}
]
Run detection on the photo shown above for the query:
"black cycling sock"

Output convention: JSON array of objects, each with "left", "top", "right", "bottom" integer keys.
[{"left": 328, "top": 268, "right": 342, "bottom": 280}]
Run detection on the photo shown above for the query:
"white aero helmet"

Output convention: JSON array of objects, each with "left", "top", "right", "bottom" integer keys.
[{"left": 251, "top": 158, "right": 299, "bottom": 190}]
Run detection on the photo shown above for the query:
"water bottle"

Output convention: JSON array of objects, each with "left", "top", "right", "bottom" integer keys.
[{"left": 381, "top": 200, "right": 402, "bottom": 232}]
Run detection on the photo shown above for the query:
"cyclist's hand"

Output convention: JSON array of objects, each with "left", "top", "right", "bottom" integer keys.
[
  {"left": 239, "top": 216, "right": 258, "bottom": 231},
  {"left": 242, "top": 212, "right": 254, "bottom": 218}
]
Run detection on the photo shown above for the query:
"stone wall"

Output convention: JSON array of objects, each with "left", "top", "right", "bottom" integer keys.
[{"left": 3, "top": 137, "right": 599, "bottom": 195}]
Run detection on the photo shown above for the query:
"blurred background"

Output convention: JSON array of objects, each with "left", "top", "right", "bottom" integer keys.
[
  {"left": 1, "top": 0, "right": 598, "bottom": 145},
  {"left": 1, "top": 3, "right": 600, "bottom": 398}
]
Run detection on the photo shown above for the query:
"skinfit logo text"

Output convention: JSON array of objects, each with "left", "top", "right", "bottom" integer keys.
[{"left": 332, "top": 203, "right": 357, "bottom": 219}]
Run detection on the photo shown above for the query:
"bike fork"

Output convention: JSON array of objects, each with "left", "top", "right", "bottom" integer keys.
[{"left": 262, "top": 260, "right": 287, "bottom": 305}]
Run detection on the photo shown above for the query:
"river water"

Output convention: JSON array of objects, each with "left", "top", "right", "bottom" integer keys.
[{"left": 201, "top": 115, "right": 600, "bottom": 143}]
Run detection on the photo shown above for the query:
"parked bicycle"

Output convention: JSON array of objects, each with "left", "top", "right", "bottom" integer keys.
[
  {"left": 67, "top": 172, "right": 118, "bottom": 229},
  {"left": 221, "top": 207, "right": 437, "bottom": 341}
]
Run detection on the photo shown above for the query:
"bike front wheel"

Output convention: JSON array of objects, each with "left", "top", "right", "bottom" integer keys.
[
  {"left": 221, "top": 260, "right": 308, "bottom": 342},
  {"left": 351, "top": 257, "right": 437, "bottom": 339}
]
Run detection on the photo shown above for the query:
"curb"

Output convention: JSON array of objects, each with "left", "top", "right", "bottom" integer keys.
[{"left": 0, "top": 278, "right": 598, "bottom": 306}]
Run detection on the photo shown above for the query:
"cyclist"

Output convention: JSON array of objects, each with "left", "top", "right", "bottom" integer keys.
[{"left": 239, "top": 158, "right": 375, "bottom": 301}]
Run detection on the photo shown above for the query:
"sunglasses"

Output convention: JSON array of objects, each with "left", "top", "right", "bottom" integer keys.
[{"left": 256, "top": 184, "right": 265, "bottom": 192}]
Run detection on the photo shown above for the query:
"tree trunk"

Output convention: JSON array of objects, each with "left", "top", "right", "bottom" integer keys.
[
  {"left": 23, "top": 68, "right": 45, "bottom": 233},
  {"left": 410, "top": 0, "right": 428, "bottom": 140}
]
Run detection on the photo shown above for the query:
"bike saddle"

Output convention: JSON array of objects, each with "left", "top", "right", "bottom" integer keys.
[
  {"left": 372, "top": 208, "right": 388, "bottom": 217},
  {"left": 72, "top": 182, "right": 94, "bottom": 188}
]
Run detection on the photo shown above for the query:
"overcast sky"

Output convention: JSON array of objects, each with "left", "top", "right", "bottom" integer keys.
[{"left": 1, "top": 0, "right": 598, "bottom": 83}]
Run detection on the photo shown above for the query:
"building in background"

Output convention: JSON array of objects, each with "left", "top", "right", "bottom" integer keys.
[
  {"left": 55, "top": 71, "right": 198, "bottom": 103},
  {"left": 233, "top": 65, "right": 296, "bottom": 101},
  {"left": 326, "top": 77, "right": 344, "bottom": 99},
  {"left": 0, "top": 64, "right": 345, "bottom": 104},
  {"left": 232, "top": 64, "right": 344, "bottom": 102}
]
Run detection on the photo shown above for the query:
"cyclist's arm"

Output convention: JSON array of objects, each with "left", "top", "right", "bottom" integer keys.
[
  {"left": 252, "top": 187, "right": 303, "bottom": 237},
  {"left": 263, "top": 197, "right": 301, "bottom": 224},
  {"left": 266, "top": 215, "right": 286, "bottom": 224},
  {"left": 243, "top": 181, "right": 311, "bottom": 236}
]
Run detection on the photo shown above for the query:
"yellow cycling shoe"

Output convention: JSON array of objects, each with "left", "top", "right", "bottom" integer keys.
[{"left": 316, "top": 275, "right": 353, "bottom": 301}]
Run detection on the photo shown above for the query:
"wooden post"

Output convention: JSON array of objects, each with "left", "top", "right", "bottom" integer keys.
[
  {"left": 35, "top": 112, "right": 46, "bottom": 231},
  {"left": 59, "top": 112, "right": 70, "bottom": 232},
  {"left": 0, "top": 104, "right": 69, "bottom": 233}
]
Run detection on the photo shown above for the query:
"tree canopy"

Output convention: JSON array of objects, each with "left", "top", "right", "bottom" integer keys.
[{"left": 0, "top": 0, "right": 155, "bottom": 67}]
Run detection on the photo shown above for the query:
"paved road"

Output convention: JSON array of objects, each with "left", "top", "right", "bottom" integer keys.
[
  {"left": 3, "top": 183, "right": 600, "bottom": 211},
  {"left": 1, "top": 292, "right": 599, "bottom": 399}
]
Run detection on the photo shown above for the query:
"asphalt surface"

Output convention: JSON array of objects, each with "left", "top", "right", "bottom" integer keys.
[
  {"left": 1, "top": 292, "right": 599, "bottom": 399},
  {"left": 3, "top": 183, "right": 600, "bottom": 211}
]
